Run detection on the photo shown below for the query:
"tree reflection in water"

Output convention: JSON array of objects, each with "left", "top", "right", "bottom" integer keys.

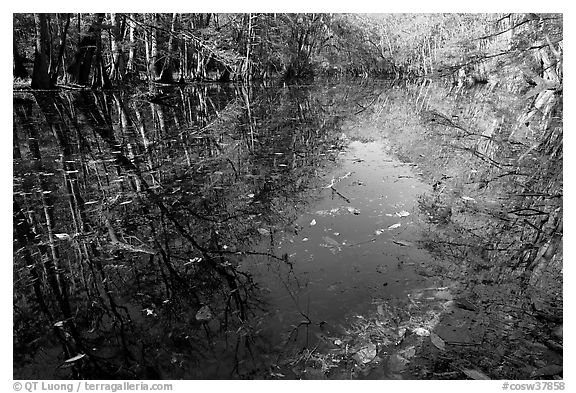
[{"left": 13, "top": 82, "right": 380, "bottom": 379}]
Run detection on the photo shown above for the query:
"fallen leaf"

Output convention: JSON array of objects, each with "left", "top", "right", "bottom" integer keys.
[
  {"left": 355, "top": 342, "right": 377, "bottom": 364},
  {"left": 322, "top": 236, "right": 340, "bottom": 247},
  {"left": 461, "top": 368, "right": 491, "bottom": 380},
  {"left": 143, "top": 308, "right": 155, "bottom": 316},
  {"left": 346, "top": 207, "right": 361, "bottom": 215},
  {"left": 401, "top": 346, "right": 416, "bottom": 359},
  {"left": 396, "top": 210, "right": 410, "bottom": 217},
  {"left": 413, "top": 327, "right": 430, "bottom": 337},
  {"left": 388, "top": 223, "right": 401, "bottom": 230},
  {"left": 65, "top": 353, "right": 86, "bottom": 363},
  {"left": 461, "top": 196, "right": 476, "bottom": 202},
  {"left": 392, "top": 240, "right": 413, "bottom": 247},
  {"left": 310, "top": 219, "right": 317, "bottom": 226},
  {"left": 430, "top": 332, "right": 446, "bottom": 351},
  {"left": 257, "top": 228, "right": 270, "bottom": 236},
  {"left": 195, "top": 305, "right": 213, "bottom": 322}
]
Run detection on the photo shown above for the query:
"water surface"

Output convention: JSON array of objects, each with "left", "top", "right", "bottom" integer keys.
[{"left": 13, "top": 80, "right": 542, "bottom": 379}]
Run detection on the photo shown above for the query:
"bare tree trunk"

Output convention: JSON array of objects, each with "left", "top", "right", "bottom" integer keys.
[
  {"left": 49, "top": 13, "right": 71, "bottom": 86},
  {"left": 158, "top": 13, "right": 178, "bottom": 83},
  {"left": 67, "top": 13, "right": 105, "bottom": 86},
  {"left": 150, "top": 13, "right": 159, "bottom": 79},
  {"left": 31, "top": 13, "right": 52, "bottom": 89},
  {"left": 13, "top": 36, "right": 29, "bottom": 79},
  {"left": 144, "top": 20, "right": 151, "bottom": 80},
  {"left": 91, "top": 20, "right": 112, "bottom": 89},
  {"left": 109, "top": 13, "right": 125, "bottom": 81},
  {"left": 126, "top": 13, "right": 136, "bottom": 74},
  {"left": 244, "top": 14, "right": 253, "bottom": 81}
]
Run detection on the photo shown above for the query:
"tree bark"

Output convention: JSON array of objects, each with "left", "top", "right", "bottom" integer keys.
[
  {"left": 31, "top": 13, "right": 52, "bottom": 89},
  {"left": 150, "top": 13, "right": 159, "bottom": 79},
  {"left": 13, "top": 36, "right": 29, "bottom": 79},
  {"left": 109, "top": 13, "right": 125, "bottom": 81},
  {"left": 66, "top": 13, "right": 105, "bottom": 86},
  {"left": 126, "top": 13, "right": 136, "bottom": 74},
  {"left": 49, "top": 13, "right": 70, "bottom": 86},
  {"left": 158, "top": 13, "right": 178, "bottom": 83}
]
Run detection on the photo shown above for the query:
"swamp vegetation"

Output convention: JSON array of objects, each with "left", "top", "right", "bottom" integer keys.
[{"left": 13, "top": 13, "right": 562, "bottom": 380}]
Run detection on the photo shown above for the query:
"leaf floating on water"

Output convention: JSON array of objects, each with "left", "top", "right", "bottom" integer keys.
[
  {"left": 321, "top": 236, "right": 341, "bottom": 254},
  {"left": 185, "top": 257, "right": 202, "bottom": 266},
  {"left": 430, "top": 332, "right": 446, "bottom": 351},
  {"left": 65, "top": 353, "right": 86, "bottom": 363},
  {"left": 323, "top": 236, "right": 340, "bottom": 247},
  {"left": 53, "top": 321, "right": 64, "bottom": 327},
  {"left": 310, "top": 219, "right": 317, "bottom": 226},
  {"left": 334, "top": 339, "right": 343, "bottom": 346},
  {"left": 346, "top": 207, "right": 360, "bottom": 215},
  {"left": 247, "top": 193, "right": 255, "bottom": 198},
  {"left": 396, "top": 210, "right": 410, "bottom": 217},
  {"left": 392, "top": 240, "right": 413, "bottom": 247},
  {"left": 461, "top": 196, "right": 476, "bottom": 202},
  {"left": 388, "top": 223, "right": 401, "bottom": 230},
  {"left": 461, "top": 368, "right": 491, "bottom": 380},
  {"left": 375, "top": 229, "right": 384, "bottom": 236},
  {"left": 302, "top": 238, "right": 309, "bottom": 242},
  {"left": 195, "top": 305, "right": 213, "bottom": 322},
  {"left": 143, "top": 308, "right": 155, "bottom": 316}
]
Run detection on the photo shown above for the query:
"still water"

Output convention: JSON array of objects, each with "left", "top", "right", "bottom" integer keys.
[{"left": 13, "top": 80, "right": 527, "bottom": 379}]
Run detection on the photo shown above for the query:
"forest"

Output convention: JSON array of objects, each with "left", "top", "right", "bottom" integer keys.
[
  {"left": 13, "top": 13, "right": 562, "bottom": 381},
  {"left": 13, "top": 13, "right": 561, "bottom": 86}
]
